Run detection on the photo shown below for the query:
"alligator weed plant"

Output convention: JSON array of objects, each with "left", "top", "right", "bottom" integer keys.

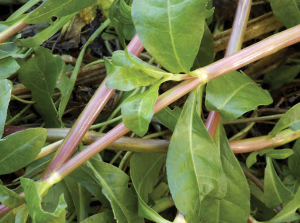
[{"left": 2, "top": 0, "right": 300, "bottom": 222}]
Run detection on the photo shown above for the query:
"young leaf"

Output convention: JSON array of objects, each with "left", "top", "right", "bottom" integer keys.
[
  {"left": 18, "top": 47, "right": 64, "bottom": 128},
  {"left": 64, "top": 177, "right": 91, "bottom": 222},
  {"left": 0, "top": 128, "right": 47, "bottom": 175},
  {"left": 0, "top": 42, "right": 20, "bottom": 60},
  {"left": 205, "top": 71, "right": 273, "bottom": 122},
  {"left": 0, "top": 79, "right": 12, "bottom": 138},
  {"left": 132, "top": 0, "right": 210, "bottom": 73},
  {"left": 0, "top": 57, "right": 20, "bottom": 79},
  {"left": 0, "top": 185, "right": 25, "bottom": 208},
  {"left": 21, "top": 178, "right": 67, "bottom": 223},
  {"left": 122, "top": 81, "right": 160, "bottom": 137},
  {"left": 24, "top": 0, "right": 97, "bottom": 24},
  {"left": 269, "top": 103, "right": 300, "bottom": 137},
  {"left": 15, "top": 204, "right": 29, "bottom": 223},
  {"left": 81, "top": 210, "right": 115, "bottom": 223},
  {"left": 270, "top": 0, "right": 300, "bottom": 28},
  {"left": 200, "top": 124, "right": 250, "bottom": 222},
  {"left": 166, "top": 89, "right": 227, "bottom": 222},
  {"left": 70, "top": 158, "right": 143, "bottom": 223},
  {"left": 264, "top": 156, "right": 294, "bottom": 209},
  {"left": 267, "top": 149, "right": 294, "bottom": 159},
  {"left": 263, "top": 66, "right": 300, "bottom": 89},
  {"left": 246, "top": 148, "right": 273, "bottom": 168},
  {"left": 130, "top": 153, "right": 170, "bottom": 223},
  {"left": 153, "top": 107, "right": 182, "bottom": 131},
  {"left": 288, "top": 139, "right": 300, "bottom": 178}
]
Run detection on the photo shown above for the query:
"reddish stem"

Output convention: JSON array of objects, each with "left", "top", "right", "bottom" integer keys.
[
  {"left": 41, "top": 34, "right": 144, "bottom": 177},
  {"left": 0, "top": 21, "right": 28, "bottom": 43}
]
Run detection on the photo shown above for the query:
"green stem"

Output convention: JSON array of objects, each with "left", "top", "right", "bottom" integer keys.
[
  {"left": 118, "top": 151, "right": 132, "bottom": 169},
  {"left": 90, "top": 116, "right": 122, "bottom": 130},
  {"left": 152, "top": 196, "right": 175, "bottom": 213},
  {"left": 11, "top": 94, "right": 35, "bottom": 104},
  {"left": 224, "top": 114, "right": 283, "bottom": 125},
  {"left": 143, "top": 130, "right": 171, "bottom": 139},
  {"left": 109, "top": 151, "right": 123, "bottom": 164},
  {"left": 5, "top": 104, "right": 31, "bottom": 125}
]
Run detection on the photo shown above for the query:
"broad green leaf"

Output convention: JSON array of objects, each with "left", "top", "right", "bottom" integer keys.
[
  {"left": 0, "top": 42, "right": 20, "bottom": 60},
  {"left": 154, "top": 107, "right": 182, "bottom": 131},
  {"left": 0, "top": 185, "right": 25, "bottom": 208},
  {"left": 105, "top": 52, "right": 157, "bottom": 91},
  {"left": 267, "top": 149, "right": 294, "bottom": 159},
  {"left": 264, "top": 156, "right": 294, "bottom": 209},
  {"left": 15, "top": 14, "right": 75, "bottom": 48},
  {"left": 166, "top": 89, "right": 227, "bottom": 222},
  {"left": 21, "top": 178, "right": 67, "bottom": 223},
  {"left": 264, "top": 188, "right": 300, "bottom": 222},
  {"left": 132, "top": 0, "right": 210, "bottom": 73},
  {"left": 71, "top": 158, "right": 143, "bottom": 223},
  {"left": 64, "top": 177, "right": 91, "bottom": 222},
  {"left": 0, "top": 57, "right": 20, "bottom": 79},
  {"left": 264, "top": 66, "right": 300, "bottom": 89},
  {"left": 24, "top": 0, "right": 97, "bottom": 24},
  {"left": 18, "top": 47, "right": 64, "bottom": 127},
  {"left": 246, "top": 148, "right": 274, "bottom": 168},
  {"left": 130, "top": 153, "right": 170, "bottom": 223},
  {"left": 205, "top": 71, "right": 272, "bottom": 122},
  {"left": 200, "top": 124, "right": 250, "bottom": 222},
  {"left": 15, "top": 204, "right": 29, "bottom": 223},
  {"left": 270, "top": 0, "right": 300, "bottom": 28},
  {"left": 289, "top": 139, "right": 300, "bottom": 178},
  {"left": 122, "top": 81, "right": 160, "bottom": 137},
  {"left": 192, "top": 24, "right": 215, "bottom": 69},
  {"left": 24, "top": 154, "right": 53, "bottom": 179},
  {"left": 0, "top": 128, "right": 47, "bottom": 175},
  {"left": 0, "top": 210, "right": 15, "bottom": 223},
  {"left": 81, "top": 210, "right": 115, "bottom": 223},
  {"left": 269, "top": 103, "right": 300, "bottom": 137},
  {"left": 0, "top": 79, "right": 12, "bottom": 138}
]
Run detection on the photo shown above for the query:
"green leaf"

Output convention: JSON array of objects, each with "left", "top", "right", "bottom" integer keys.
[
  {"left": 166, "top": 89, "right": 227, "bottom": 222},
  {"left": 0, "top": 79, "right": 12, "bottom": 138},
  {"left": 21, "top": 178, "right": 67, "bottom": 223},
  {"left": 246, "top": 148, "right": 273, "bottom": 168},
  {"left": 122, "top": 81, "right": 160, "bottom": 137},
  {"left": 130, "top": 153, "right": 170, "bottom": 223},
  {"left": 71, "top": 158, "right": 143, "bottom": 223},
  {"left": 270, "top": 0, "right": 300, "bottom": 28},
  {"left": 24, "top": 154, "right": 53, "bottom": 179},
  {"left": 200, "top": 124, "right": 250, "bottom": 222},
  {"left": 205, "top": 71, "right": 273, "bottom": 122},
  {"left": 0, "top": 42, "right": 20, "bottom": 60},
  {"left": 15, "top": 204, "right": 29, "bottom": 223},
  {"left": 0, "top": 128, "right": 47, "bottom": 175},
  {"left": 0, "top": 210, "right": 15, "bottom": 223},
  {"left": 132, "top": 0, "right": 209, "bottom": 73},
  {"left": 153, "top": 107, "right": 181, "bottom": 131},
  {"left": 105, "top": 51, "right": 157, "bottom": 91},
  {"left": 264, "top": 156, "right": 294, "bottom": 209},
  {"left": 81, "top": 210, "right": 115, "bottom": 223},
  {"left": 0, "top": 57, "right": 20, "bottom": 79},
  {"left": 18, "top": 46, "right": 64, "bottom": 128},
  {"left": 263, "top": 66, "right": 300, "bottom": 89},
  {"left": 289, "top": 139, "right": 300, "bottom": 178},
  {"left": 267, "top": 149, "right": 294, "bottom": 159},
  {"left": 264, "top": 188, "right": 300, "bottom": 222},
  {"left": 192, "top": 24, "right": 215, "bottom": 69},
  {"left": 24, "top": 0, "right": 97, "bottom": 24},
  {"left": 15, "top": 14, "right": 75, "bottom": 48},
  {"left": 0, "top": 185, "right": 25, "bottom": 208},
  {"left": 64, "top": 177, "right": 91, "bottom": 222},
  {"left": 270, "top": 103, "right": 300, "bottom": 137}
]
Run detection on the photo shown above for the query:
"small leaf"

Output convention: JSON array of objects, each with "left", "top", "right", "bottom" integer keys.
[
  {"left": 264, "top": 66, "right": 300, "bottom": 89},
  {"left": 270, "top": 0, "right": 300, "bottom": 28},
  {"left": 18, "top": 47, "right": 64, "bottom": 127},
  {"left": 131, "top": 153, "right": 170, "bottom": 223},
  {"left": 15, "top": 204, "right": 29, "bottom": 223},
  {"left": 289, "top": 139, "right": 300, "bottom": 178},
  {"left": 0, "top": 128, "right": 47, "bottom": 175},
  {"left": 264, "top": 156, "right": 294, "bottom": 209},
  {"left": 269, "top": 103, "right": 300, "bottom": 137},
  {"left": 267, "top": 149, "right": 294, "bottom": 159},
  {"left": 0, "top": 42, "right": 20, "bottom": 60},
  {"left": 81, "top": 210, "right": 115, "bottom": 223},
  {"left": 24, "top": 0, "right": 97, "bottom": 24},
  {"left": 205, "top": 71, "right": 273, "bottom": 122},
  {"left": 132, "top": 0, "right": 210, "bottom": 73},
  {"left": 166, "top": 89, "right": 227, "bottom": 222},
  {"left": 21, "top": 178, "right": 67, "bottom": 223},
  {"left": 0, "top": 57, "right": 20, "bottom": 79},
  {"left": 0, "top": 79, "right": 12, "bottom": 138},
  {"left": 0, "top": 185, "right": 25, "bottom": 208},
  {"left": 153, "top": 107, "right": 182, "bottom": 131},
  {"left": 246, "top": 148, "right": 273, "bottom": 168},
  {"left": 122, "top": 81, "right": 160, "bottom": 137}
]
